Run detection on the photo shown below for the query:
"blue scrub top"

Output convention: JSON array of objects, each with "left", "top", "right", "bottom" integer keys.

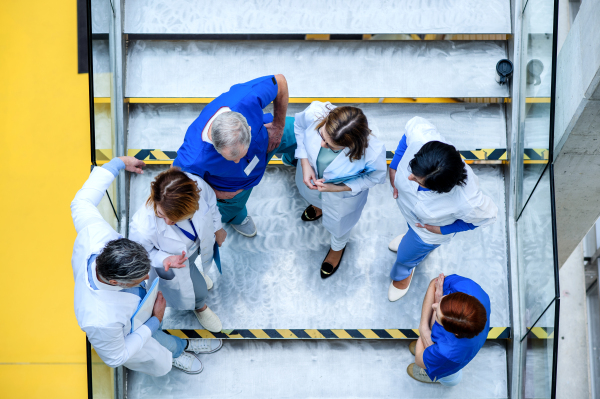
[
  {"left": 173, "top": 75, "right": 278, "bottom": 191},
  {"left": 423, "top": 274, "right": 491, "bottom": 380}
]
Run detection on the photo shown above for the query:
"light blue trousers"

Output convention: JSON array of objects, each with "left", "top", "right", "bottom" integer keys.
[
  {"left": 390, "top": 225, "right": 440, "bottom": 281},
  {"left": 437, "top": 369, "right": 463, "bottom": 386},
  {"left": 217, "top": 116, "right": 297, "bottom": 225},
  {"left": 152, "top": 329, "right": 186, "bottom": 359}
]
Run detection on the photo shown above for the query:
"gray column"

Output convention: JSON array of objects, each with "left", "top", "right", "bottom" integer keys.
[{"left": 553, "top": 0, "right": 600, "bottom": 266}]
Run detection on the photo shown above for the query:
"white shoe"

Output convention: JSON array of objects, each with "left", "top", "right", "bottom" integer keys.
[
  {"left": 200, "top": 269, "right": 213, "bottom": 290},
  {"left": 186, "top": 338, "right": 223, "bottom": 354},
  {"left": 172, "top": 352, "right": 203, "bottom": 374},
  {"left": 388, "top": 269, "right": 415, "bottom": 302},
  {"left": 388, "top": 234, "right": 404, "bottom": 252},
  {"left": 194, "top": 306, "right": 222, "bottom": 332},
  {"left": 231, "top": 216, "right": 257, "bottom": 237}
]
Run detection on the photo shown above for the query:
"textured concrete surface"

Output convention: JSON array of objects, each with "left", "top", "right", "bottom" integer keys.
[
  {"left": 556, "top": 244, "right": 591, "bottom": 399},
  {"left": 554, "top": 0, "right": 600, "bottom": 266},
  {"left": 124, "top": 0, "right": 511, "bottom": 35}
]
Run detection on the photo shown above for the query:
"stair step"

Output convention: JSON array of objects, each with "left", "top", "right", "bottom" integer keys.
[
  {"left": 127, "top": 102, "right": 507, "bottom": 152},
  {"left": 126, "top": 340, "right": 508, "bottom": 399},
  {"left": 128, "top": 164, "right": 509, "bottom": 331},
  {"left": 125, "top": 40, "right": 510, "bottom": 98},
  {"left": 124, "top": 0, "right": 511, "bottom": 35},
  {"left": 91, "top": 0, "right": 110, "bottom": 34}
]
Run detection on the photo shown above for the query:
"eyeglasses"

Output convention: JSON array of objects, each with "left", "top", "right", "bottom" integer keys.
[{"left": 318, "top": 128, "right": 343, "bottom": 153}]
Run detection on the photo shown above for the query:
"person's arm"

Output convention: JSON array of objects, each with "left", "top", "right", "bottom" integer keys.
[
  {"left": 266, "top": 74, "right": 289, "bottom": 152},
  {"left": 462, "top": 189, "right": 499, "bottom": 228},
  {"left": 418, "top": 278, "right": 438, "bottom": 349},
  {"left": 71, "top": 157, "right": 144, "bottom": 234},
  {"left": 388, "top": 135, "right": 408, "bottom": 199},
  {"left": 343, "top": 140, "right": 387, "bottom": 194},
  {"left": 439, "top": 219, "right": 478, "bottom": 235},
  {"left": 293, "top": 103, "right": 313, "bottom": 160},
  {"left": 84, "top": 292, "right": 166, "bottom": 368},
  {"left": 194, "top": 176, "right": 227, "bottom": 246}
]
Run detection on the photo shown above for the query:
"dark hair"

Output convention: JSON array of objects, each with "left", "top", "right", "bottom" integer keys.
[
  {"left": 408, "top": 141, "right": 467, "bottom": 193},
  {"left": 315, "top": 106, "right": 371, "bottom": 161},
  {"left": 439, "top": 292, "right": 488, "bottom": 339},
  {"left": 147, "top": 167, "right": 201, "bottom": 222},
  {"left": 96, "top": 239, "right": 151, "bottom": 283}
]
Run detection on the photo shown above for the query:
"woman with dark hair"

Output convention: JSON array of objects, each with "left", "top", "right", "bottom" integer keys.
[
  {"left": 130, "top": 168, "right": 227, "bottom": 333},
  {"left": 294, "top": 101, "right": 386, "bottom": 278},
  {"left": 407, "top": 274, "right": 490, "bottom": 386},
  {"left": 387, "top": 117, "right": 498, "bottom": 300}
]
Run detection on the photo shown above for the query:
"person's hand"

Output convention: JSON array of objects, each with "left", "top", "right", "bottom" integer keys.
[
  {"left": 315, "top": 179, "right": 350, "bottom": 193},
  {"left": 389, "top": 168, "right": 398, "bottom": 199},
  {"left": 301, "top": 159, "right": 317, "bottom": 190},
  {"left": 434, "top": 273, "right": 445, "bottom": 304},
  {"left": 416, "top": 223, "right": 442, "bottom": 235},
  {"left": 214, "top": 188, "right": 243, "bottom": 200},
  {"left": 215, "top": 228, "right": 227, "bottom": 246},
  {"left": 152, "top": 291, "right": 166, "bottom": 322},
  {"left": 163, "top": 251, "right": 188, "bottom": 272},
  {"left": 118, "top": 156, "right": 146, "bottom": 174},
  {"left": 265, "top": 122, "right": 284, "bottom": 152}
]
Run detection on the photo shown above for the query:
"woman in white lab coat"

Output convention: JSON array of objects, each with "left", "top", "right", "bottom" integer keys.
[
  {"left": 295, "top": 102, "right": 386, "bottom": 278},
  {"left": 130, "top": 167, "right": 227, "bottom": 332},
  {"left": 386, "top": 116, "right": 498, "bottom": 301}
]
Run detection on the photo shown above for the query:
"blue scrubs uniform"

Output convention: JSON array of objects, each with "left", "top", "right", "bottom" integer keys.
[
  {"left": 423, "top": 274, "right": 491, "bottom": 386},
  {"left": 174, "top": 75, "right": 297, "bottom": 224}
]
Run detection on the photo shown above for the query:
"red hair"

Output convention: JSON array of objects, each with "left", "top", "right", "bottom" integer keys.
[
  {"left": 440, "top": 292, "right": 487, "bottom": 339},
  {"left": 146, "top": 167, "right": 201, "bottom": 222}
]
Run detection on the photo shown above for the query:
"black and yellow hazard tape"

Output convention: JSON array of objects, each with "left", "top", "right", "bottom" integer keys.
[
  {"left": 94, "top": 148, "right": 549, "bottom": 166},
  {"left": 526, "top": 326, "right": 554, "bottom": 339},
  {"left": 164, "top": 326, "right": 510, "bottom": 340}
]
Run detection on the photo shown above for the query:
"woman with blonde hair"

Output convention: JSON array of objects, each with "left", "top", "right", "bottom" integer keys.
[
  {"left": 130, "top": 167, "right": 227, "bottom": 333},
  {"left": 294, "top": 102, "right": 386, "bottom": 278}
]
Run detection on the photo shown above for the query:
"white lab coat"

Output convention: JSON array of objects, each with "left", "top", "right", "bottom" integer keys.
[
  {"left": 130, "top": 173, "right": 222, "bottom": 311},
  {"left": 70, "top": 167, "right": 171, "bottom": 377},
  {"left": 294, "top": 101, "right": 387, "bottom": 238},
  {"left": 394, "top": 116, "right": 498, "bottom": 245}
]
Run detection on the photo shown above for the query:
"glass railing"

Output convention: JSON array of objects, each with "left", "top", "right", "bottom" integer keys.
[{"left": 515, "top": 0, "right": 560, "bottom": 398}]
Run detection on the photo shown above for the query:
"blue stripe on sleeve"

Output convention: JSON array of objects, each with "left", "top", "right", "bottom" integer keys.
[
  {"left": 102, "top": 158, "right": 126, "bottom": 177},
  {"left": 389, "top": 134, "right": 408, "bottom": 170},
  {"left": 440, "top": 219, "right": 478, "bottom": 235},
  {"left": 143, "top": 316, "right": 160, "bottom": 334}
]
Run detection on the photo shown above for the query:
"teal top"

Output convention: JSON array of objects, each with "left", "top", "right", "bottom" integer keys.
[{"left": 316, "top": 147, "right": 340, "bottom": 179}]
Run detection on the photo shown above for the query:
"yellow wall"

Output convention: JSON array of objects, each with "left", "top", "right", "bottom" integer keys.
[{"left": 0, "top": 1, "right": 90, "bottom": 397}]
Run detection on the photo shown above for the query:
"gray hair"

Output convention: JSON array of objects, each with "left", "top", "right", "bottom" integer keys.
[
  {"left": 96, "top": 239, "right": 151, "bottom": 285},
  {"left": 212, "top": 111, "right": 251, "bottom": 158}
]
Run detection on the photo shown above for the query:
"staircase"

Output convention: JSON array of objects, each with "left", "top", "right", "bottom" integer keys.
[{"left": 92, "top": 0, "right": 515, "bottom": 397}]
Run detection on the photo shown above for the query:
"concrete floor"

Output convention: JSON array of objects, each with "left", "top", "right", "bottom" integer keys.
[{"left": 127, "top": 340, "right": 508, "bottom": 399}]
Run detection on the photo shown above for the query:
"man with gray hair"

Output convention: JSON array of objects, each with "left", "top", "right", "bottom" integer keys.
[
  {"left": 174, "top": 74, "right": 296, "bottom": 237},
  {"left": 71, "top": 156, "right": 223, "bottom": 376}
]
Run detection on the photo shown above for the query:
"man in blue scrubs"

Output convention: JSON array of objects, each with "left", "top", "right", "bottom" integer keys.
[
  {"left": 173, "top": 74, "right": 296, "bottom": 237},
  {"left": 407, "top": 274, "right": 490, "bottom": 386}
]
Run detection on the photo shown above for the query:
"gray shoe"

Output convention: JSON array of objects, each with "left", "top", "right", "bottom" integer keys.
[
  {"left": 407, "top": 363, "right": 438, "bottom": 384},
  {"left": 231, "top": 216, "right": 257, "bottom": 237}
]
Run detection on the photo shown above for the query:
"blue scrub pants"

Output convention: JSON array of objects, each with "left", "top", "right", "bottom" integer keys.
[
  {"left": 217, "top": 116, "right": 297, "bottom": 225},
  {"left": 437, "top": 369, "right": 463, "bottom": 386},
  {"left": 153, "top": 328, "right": 186, "bottom": 359},
  {"left": 390, "top": 225, "right": 440, "bottom": 281}
]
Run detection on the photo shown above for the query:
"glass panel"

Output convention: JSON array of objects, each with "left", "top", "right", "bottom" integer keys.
[
  {"left": 517, "top": 166, "right": 556, "bottom": 336},
  {"left": 92, "top": 348, "right": 115, "bottom": 399},
  {"left": 518, "top": 0, "right": 554, "bottom": 212},
  {"left": 523, "top": 299, "right": 556, "bottom": 399}
]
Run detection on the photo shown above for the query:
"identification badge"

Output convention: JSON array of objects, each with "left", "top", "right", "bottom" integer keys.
[{"left": 244, "top": 155, "right": 259, "bottom": 176}]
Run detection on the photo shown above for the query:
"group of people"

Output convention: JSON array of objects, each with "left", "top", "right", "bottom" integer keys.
[{"left": 71, "top": 74, "right": 498, "bottom": 386}]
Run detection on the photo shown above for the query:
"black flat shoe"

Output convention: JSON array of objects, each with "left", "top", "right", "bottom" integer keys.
[
  {"left": 301, "top": 205, "right": 323, "bottom": 222},
  {"left": 320, "top": 247, "right": 346, "bottom": 279}
]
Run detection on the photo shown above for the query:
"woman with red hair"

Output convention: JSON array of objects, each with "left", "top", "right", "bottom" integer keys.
[{"left": 407, "top": 274, "right": 490, "bottom": 386}]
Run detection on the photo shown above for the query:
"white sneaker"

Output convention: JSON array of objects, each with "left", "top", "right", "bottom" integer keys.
[
  {"left": 194, "top": 306, "right": 222, "bottom": 332},
  {"left": 388, "top": 234, "right": 404, "bottom": 252},
  {"left": 200, "top": 269, "right": 213, "bottom": 290},
  {"left": 388, "top": 269, "right": 415, "bottom": 302},
  {"left": 231, "top": 216, "right": 257, "bottom": 237},
  {"left": 172, "top": 352, "right": 203, "bottom": 374},
  {"left": 186, "top": 338, "right": 223, "bottom": 354}
]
